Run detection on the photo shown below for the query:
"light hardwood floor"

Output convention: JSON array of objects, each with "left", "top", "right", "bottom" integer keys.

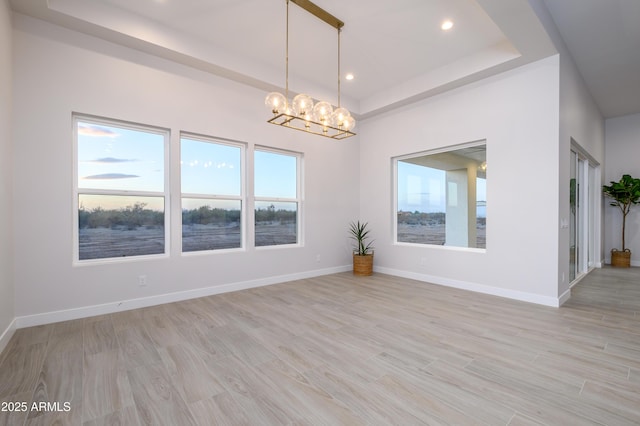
[{"left": 1, "top": 267, "right": 639, "bottom": 425}]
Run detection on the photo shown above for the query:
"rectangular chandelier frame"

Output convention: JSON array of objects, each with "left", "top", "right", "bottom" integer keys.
[{"left": 268, "top": 112, "right": 356, "bottom": 140}]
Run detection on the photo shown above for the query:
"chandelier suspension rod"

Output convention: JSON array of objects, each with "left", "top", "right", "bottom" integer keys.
[
  {"left": 337, "top": 27, "right": 341, "bottom": 108},
  {"left": 285, "top": 0, "right": 290, "bottom": 102}
]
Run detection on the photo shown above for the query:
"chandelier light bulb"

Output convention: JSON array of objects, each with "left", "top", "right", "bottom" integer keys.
[
  {"left": 292, "top": 94, "right": 314, "bottom": 117},
  {"left": 284, "top": 104, "right": 294, "bottom": 116},
  {"left": 342, "top": 115, "right": 356, "bottom": 131},
  {"left": 302, "top": 110, "right": 315, "bottom": 124},
  {"left": 313, "top": 101, "right": 333, "bottom": 124},
  {"left": 265, "top": 92, "right": 287, "bottom": 114},
  {"left": 331, "top": 107, "right": 351, "bottom": 127}
]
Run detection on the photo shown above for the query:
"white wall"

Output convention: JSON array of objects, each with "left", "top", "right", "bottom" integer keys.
[
  {"left": 0, "top": 0, "right": 15, "bottom": 352},
  {"left": 556, "top": 50, "right": 605, "bottom": 292},
  {"left": 358, "top": 55, "right": 562, "bottom": 305},
  {"left": 527, "top": 0, "right": 605, "bottom": 297},
  {"left": 11, "top": 15, "right": 360, "bottom": 325},
  {"left": 604, "top": 113, "right": 640, "bottom": 265}
]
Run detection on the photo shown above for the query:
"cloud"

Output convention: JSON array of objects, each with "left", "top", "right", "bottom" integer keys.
[
  {"left": 78, "top": 124, "right": 120, "bottom": 138},
  {"left": 89, "top": 157, "right": 138, "bottom": 163},
  {"left": 83, "top": 173, "right": 140, "bottom": 180}
]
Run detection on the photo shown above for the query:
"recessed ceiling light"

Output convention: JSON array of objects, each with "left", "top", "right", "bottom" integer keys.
[
  {"left": 441, "top": 20, "right": 454, "bottom": 31},
  {"left": 345, "top": 73, "right": 355, "bottom": 81}
]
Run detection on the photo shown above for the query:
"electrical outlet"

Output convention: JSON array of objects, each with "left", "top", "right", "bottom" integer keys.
[
  {"left": 138, "top": 275, "right": 147, "bottom": 287},
  {"left": 316, "top": 254, "right": 321, "bottom": 262}
]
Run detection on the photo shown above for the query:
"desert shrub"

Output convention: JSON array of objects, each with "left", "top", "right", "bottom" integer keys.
[{"left": 80, "top": 202, "right": 163, "bottom": 230}]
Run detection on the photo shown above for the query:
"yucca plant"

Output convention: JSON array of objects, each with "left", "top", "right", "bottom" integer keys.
[
  {"left": 349, "top": 220, "right": 374, "bottom": 255},
  {"left": 603, "top": 174, "right": 640, "bottom": 252}
]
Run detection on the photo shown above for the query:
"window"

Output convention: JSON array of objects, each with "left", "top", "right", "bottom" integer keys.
[
  {"left": 74, "top": 116, "right": 168, "bottom": 261},
  {"left": 395, "top": 142, "right": 486, "bottom": 249},
  {"left": 74, "top": 115, "right": 303, "bottom": 260},
  {"left": 254, "top": 148, "right": 301, "bottom": 247},
  {"left": 181, "top": 135, "right": 244, "bottom": 252}
]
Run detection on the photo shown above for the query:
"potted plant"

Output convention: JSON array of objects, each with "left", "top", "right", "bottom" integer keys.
[
  {"left": 602, "top": 174, "right": 640, "bottom": 267},
  {"left": 349, "top": 221, "right": 374, "bottom": 276}
]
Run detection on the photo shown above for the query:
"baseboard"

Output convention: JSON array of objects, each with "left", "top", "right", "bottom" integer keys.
[
  {"left": 15, "top": 265, "right": 351, "bottom": 329},
  {"left": 0, "top": 317, "right": 17, "bottom": 356},
  {"left": 375, "top": 266, "right": 563, "bottom": 307},
  {"left": 557, "top": 288, "right": 571, "bottom": 306}
]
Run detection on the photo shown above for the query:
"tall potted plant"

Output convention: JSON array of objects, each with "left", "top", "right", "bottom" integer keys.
[
  {"left": 349, "top": 221, "right": 374, "bottom": 276},
  {"left": 603, "top": 174, "right": 640, "bottom": 267}
]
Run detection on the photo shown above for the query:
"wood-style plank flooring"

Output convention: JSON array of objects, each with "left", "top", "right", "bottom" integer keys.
[{"left": 1, "top": 267, "right": 639, "bottom": 425}]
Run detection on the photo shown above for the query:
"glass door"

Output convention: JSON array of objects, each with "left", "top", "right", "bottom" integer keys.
[
  {"left": 569, "top": 151, "right": 578, "bottom": 282},
  {"left": 570, "top": 147, "right": 600, "bottom": 284},
  {"left": 588, "top": 164, "right": 597, "bottom": 268}
]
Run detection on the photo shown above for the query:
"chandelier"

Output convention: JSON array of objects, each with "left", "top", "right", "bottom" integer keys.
[{"left": 265, "top": 0, "right": 356, "bottom": 140}]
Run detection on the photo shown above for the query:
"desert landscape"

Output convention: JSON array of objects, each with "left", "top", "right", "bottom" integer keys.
[
  {"left": 397, "top": 211, "right": 486, "bottom": 248},
  {"left": 78, "top": 203, "right": 297, "bottom": 259}
]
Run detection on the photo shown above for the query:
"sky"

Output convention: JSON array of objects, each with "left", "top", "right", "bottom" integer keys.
[
  {"left": 254, "top": 150, "right": 297, "bottom": 198},
  {"left": 397, "top": 160, "right": 486, "bottom": 217},
  {"left": 77, "top": 121, "right": 297, "bottom": 212},
  {"left": 181, "top": 137, "right": 241, "bottom": 198},
  {"left": 77, "top": 122, "right": 164, "bottom": 190}
]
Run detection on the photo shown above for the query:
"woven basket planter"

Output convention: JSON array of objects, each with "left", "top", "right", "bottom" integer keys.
[
  {"left": 353, "top": 253, "right": 374, "bottom": 276},
  {"left": 611, "top": 249, "right": 631, "bottom": 268}
]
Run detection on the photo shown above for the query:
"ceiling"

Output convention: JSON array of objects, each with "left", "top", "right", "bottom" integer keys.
[
  {"left": 543, "top": 0, "right": 640, "bottom": 118},
  {"left": 9, "top": 0, "right": 639, "bottom": 119}
]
